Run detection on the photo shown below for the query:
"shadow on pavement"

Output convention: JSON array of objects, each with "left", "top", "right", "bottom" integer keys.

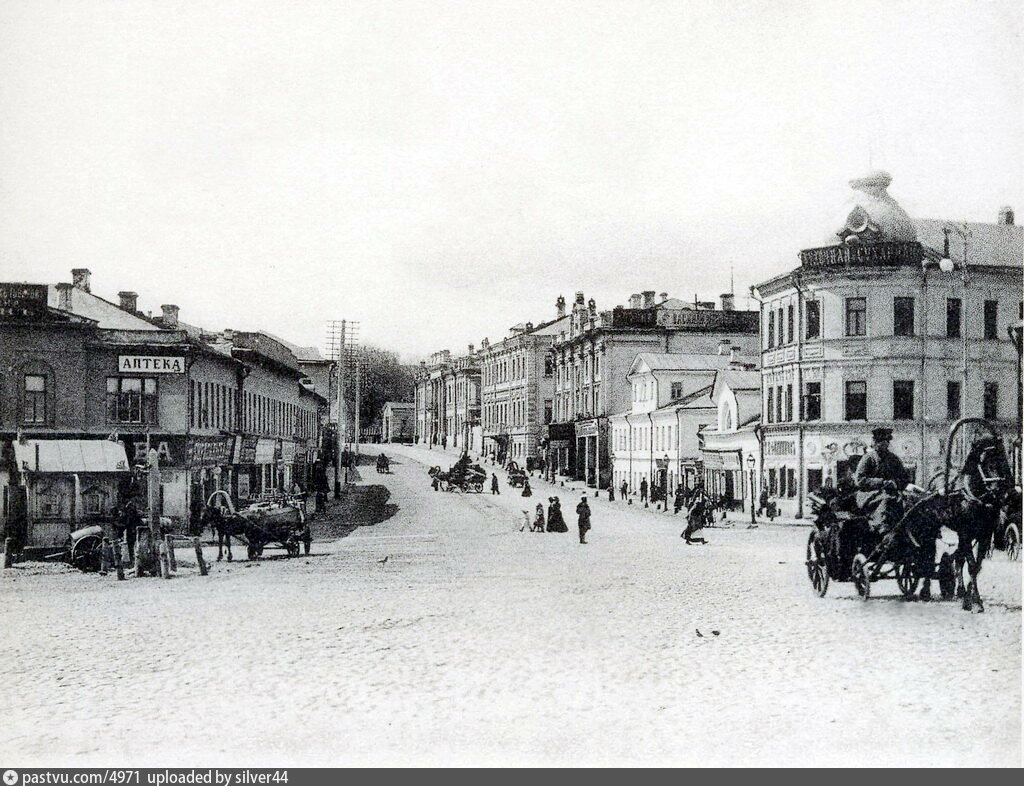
[{"left": 311, "top": 484, "right": 399, "bottom": 540}]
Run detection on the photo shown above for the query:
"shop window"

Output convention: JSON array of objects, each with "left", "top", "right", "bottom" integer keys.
[
  {"left": 893, "top": 380, "right": 914, "bottom": 420},
  {"left": 946, "top": 299, "right": 961, "bottom": 338},
  {"left": 82, "top": 486, "right": 108, "bottom": 515},
  {"left": 894, "top": 297, "right": 915, "bottom": 337},
  {"left": 23, "top": 374, "right": 47, "bottom": 424},
  {"left": 845, "top": 381, "right": 867, "bottom": 421},
  {"left": 107, "top": 377, "right": 158, "bottom": 424},
  {"left": 845, "top": 297, "right": 867, "bottom": 337},
  {"left": 805, "top": 300, "right": 821, "bottom": 339}
]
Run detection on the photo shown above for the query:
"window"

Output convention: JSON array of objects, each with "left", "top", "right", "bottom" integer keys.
[
  {"left": 107, "top": 378, "right": 158, "bottom": 424},
  {"left": 845, "top": 381, "right": 867, "bottom": 421},
  {"left": 23, "top": 374, "right": 47, "bottom": 423},
  {"left": 804, "top": 382, "right": 821, "bottom": 421},
  {"left": 984, "top": 382, "right": 998, "bottom": 420},
  {"left": 768, "top": 468, "right": 777, "bottom": 496},
  {"left": 785, "top": 384, "right": 793, "bottom": 421},
  {"left": 670, "top": 382, "right": 684, "bottom": 400},
  {"left": 946, "top": 381, "right": 961, "bottom": 421},
  {"left": 845, "top": 297, "right": 867, "bottom": 337},
  {"left": 544, "top": 357, "right": 553, "bottom": 377},
  {"left": 893, "top": 380, "right": 914, "bottom": 420},
  {"left": 767, "top": 311, "right": 775, "bottom": 348},
  {"left": 82, "top": 487, "right": 108, "bottom": 515},
  {"left": 776, "top": 385, "right": 784, "bottom": 423},
  {"left": 787, "top": 305, "right": 794, "bottom": 343},
  {"left": 984, "top": 300, "right": 998, "bottom": 339},
  {"left": 766, "top": 387, "right": 774, "bottom": 423},
  {"left": 786, "top": 468, "right": 796, "bottom": 498},
  {"left": 894, "top": 297, "right": 915, "bottom": 336},
  {"left": 805, "top": 300, "right": 821, "bottom": 339},
  {"left": 807, "top": 468, "right": 823, "bottom": 493},
  {"left": 946, "top": 298, "right": 961, "bottom": 338}
]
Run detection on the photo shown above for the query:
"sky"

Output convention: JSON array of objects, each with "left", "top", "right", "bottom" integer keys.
[{"left": 1, "top": 0, "right": 1021, "bottom": 361}]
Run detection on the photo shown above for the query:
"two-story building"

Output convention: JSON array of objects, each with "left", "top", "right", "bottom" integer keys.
[
  {"left": 752, "top": 172, "right": 1022, "bottom": 518},
  {"left": 609, "top": 352, "right": 757, "bottom": 502},
  {"left": 547, "top": 290, "right": 759, "bottom": 488}
]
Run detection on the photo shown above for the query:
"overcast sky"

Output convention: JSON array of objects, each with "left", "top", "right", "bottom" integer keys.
[{"left": 1, "top": 0, "right": 1021, "bottom": 360}]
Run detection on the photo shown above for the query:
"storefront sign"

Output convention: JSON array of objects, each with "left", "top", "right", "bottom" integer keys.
[
  {"left": 119, "top": 435, "right": 188, "bottom": 467},
  {"left": 237, "top": 436, "right": 258, "bottom": 464},
  {"left": 702, "top": 452, "right": 741, "bottom": 470},
  {"left": 766, "top": 440, "right": 796, "bottom": 457},
  {"left": 255, "top": 438, "right": 278, "bottom": 464},
  {"left": 576, "top": 420, "right": 599, "bottom": 438},
  {"left": 0, "top": 283, "right": 47, "bottom": 318},
  {"left": 118, "top": 355, "right": 186, "bottom": 373},
  {"left": 188, "top": 436, "right": 235, "bottom": 467}
]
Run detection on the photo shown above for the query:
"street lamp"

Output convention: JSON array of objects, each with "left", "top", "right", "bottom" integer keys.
[{"left": 747, "top": 453, "right": 757, "bottom": 528}]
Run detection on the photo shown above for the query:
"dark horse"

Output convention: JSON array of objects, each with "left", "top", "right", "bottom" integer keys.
[
  {"left": 202, "top": 490, "right": 249, "bottom": 562},
  {"left": 909, "top": 432, "right": 1014, "bottom": 611}
]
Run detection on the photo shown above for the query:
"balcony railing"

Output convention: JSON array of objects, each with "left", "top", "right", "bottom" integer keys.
[{"left": 799, "top": 241, "right": 923, "bottom": 270}]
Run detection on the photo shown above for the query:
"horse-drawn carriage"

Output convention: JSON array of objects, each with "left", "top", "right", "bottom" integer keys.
[
  {"left": 505, "top": 461, "right": 528, "bottom": 489},
  {"left": 205, "top": 490, "right": 310, "bottom": 561},
  {"left": 805, "top": 418, "right": 1016, "bottom": 610},
  {"left": 428, "top": 454, "right": 487, "bottom": 493}
]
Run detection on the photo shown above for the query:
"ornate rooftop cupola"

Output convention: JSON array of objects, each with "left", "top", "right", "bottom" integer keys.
[{"left": 833, "top": 171, "right": 917, "bottom": 245}]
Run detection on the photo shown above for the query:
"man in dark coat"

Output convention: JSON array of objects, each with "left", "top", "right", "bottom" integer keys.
[
  {"left": 491, "top": 474, "right": 500, "bottom": 495},
  {"left": 640, "top": 478, "right": 648, "bottom": 504},
  {"left": 576, "top": 496, "right": 591, "bottom": 544},
  {"left": 855, "top": 427, "right": 910, "bottom": 559},
  {"left": 620, "top": 480, "right": 628, "bottom": 500}
]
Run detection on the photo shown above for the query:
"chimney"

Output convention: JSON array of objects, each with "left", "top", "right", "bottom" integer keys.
[
  {"left": 118, "top": 291, "right": 138, "bottom": 312},
  {"left": 161, "top": 304, "right": 180, "bottom": 328},
  {"left": 659, "top": 292, "right": 668, "bottom": 303},
  {"left": 55, "top": 282, "right": 73, "bottom": 311},
  {"left": 720, "top": 293, "right": 735, "bottom": 311},
  {"left": 642, "top": 290, "right": 656, "bottom": 308},
  {"left": 628, "top": 294, "right": 643, "bottom": 309},
  {"left": 556, "top": 295, "right": 566, "bottom": 318},
  {"left": 574, "top": 291, "right": 585, "bottom": 306},
  {"left": 468, "top": 343, "right": 475, "bottom": 354},
  {"left": 71, "top": 268, "right": 91, "bottom": 292},
  {"left": 729, "top": 346, "right": 740, "bottom": 364},
  {"left": 587, "top": 298, "right": 596, "bottom": 314},
  {"left": 998, "top": 206, "right": 1015, "bottom": 225}
]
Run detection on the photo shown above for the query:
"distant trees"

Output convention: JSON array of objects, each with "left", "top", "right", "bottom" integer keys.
[{"left": 343, "top": 345, "right": 415, "bottom": 428}]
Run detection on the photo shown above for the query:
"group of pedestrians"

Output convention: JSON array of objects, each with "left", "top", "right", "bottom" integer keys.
[{"left": 527, "top": 496, "right": 590, "bottom": 543}]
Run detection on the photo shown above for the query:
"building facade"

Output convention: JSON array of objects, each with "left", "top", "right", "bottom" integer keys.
[
  {"left": 548, "top": 290, "right": 759, "bottom": 488},
  {"left": 698, "top": 371, "right": 763, "bottom": 513},
  {"left": 382, "top": 402, "right": 415, "bottom": 442},
  {"left": 414, "top": 347, "right": 481, "bottom": 452},
  {"left": 479, "top": 316, "right": 566, "bottom": 465},
  {"left": 752, "top": 173, "right": 1023, "bottom": 518}
]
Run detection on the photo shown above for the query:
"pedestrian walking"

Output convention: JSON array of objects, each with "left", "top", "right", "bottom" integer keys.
[
  {"left": 546, "top": 497, "right": 568, "bottom": 532},
  {"left": 491, "top": 474, "right": 500, "bottom": 495},
  {"left": 576, "top": 496, "right": 591, "bottom": 544},
  {"left": 682, "top": 496, "right": 708, "bottom": 544},
  {"left": 620, "top": 480, "right": 628, "bottom": 501},
  {"left": 640, "top": 478, "right": 648, "bottom": 504},
  {"left": 531, "top": 503, "right": 546, "bottom": 532},
  {"left": 521, "top": 478, "right": 532, "bottom": 497}
]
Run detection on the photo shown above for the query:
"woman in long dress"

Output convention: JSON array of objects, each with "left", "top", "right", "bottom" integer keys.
[
  {"left": 532, "top": 503, "right": 546, "bottom": 532},
  {"left": 546, "top": 497, "right": 568, "bottom": 532}
]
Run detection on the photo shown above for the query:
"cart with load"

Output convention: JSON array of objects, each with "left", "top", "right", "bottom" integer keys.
[{"left": 506, "top": 461, "right": 528, "bottom": 489}]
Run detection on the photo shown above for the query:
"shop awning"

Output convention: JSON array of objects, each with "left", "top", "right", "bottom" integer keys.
[{"left": 13, "top": 439, "right": 130, "bottom": 473}]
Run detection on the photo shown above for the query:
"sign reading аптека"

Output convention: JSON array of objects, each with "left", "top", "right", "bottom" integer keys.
[{"left": 118, "top": 355, "right": 185, "bottom": 373}]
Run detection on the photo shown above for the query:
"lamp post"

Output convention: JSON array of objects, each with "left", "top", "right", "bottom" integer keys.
[{"left": 747, "top": 453, "right": 757, "bottom": 528}]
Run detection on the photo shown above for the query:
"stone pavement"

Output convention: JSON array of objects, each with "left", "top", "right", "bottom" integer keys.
[{"left": 0, "top": 443, "right": 1019, "bottom": 767}]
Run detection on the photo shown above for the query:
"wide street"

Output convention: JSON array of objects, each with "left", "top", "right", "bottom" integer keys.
[{"left": 1, "top": 444, "right": 1019, "bottom": 767}]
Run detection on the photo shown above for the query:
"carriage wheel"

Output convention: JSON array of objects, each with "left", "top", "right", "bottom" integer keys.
[
  {"left": 70, "top": 535, "right": 104, "bottom": 573},
  {"left": 1003, "top": 523, "right": 1021, "bottom": 561},
  {"left": 895, "top": 560, "right": 919, "bottom": 599},
  {"left": 851, "top": 554, "right": 871, "bottom": 600},
  {"left": 937, "top": 553, "right": 956, "bottom": 599},
  {"left": 805, "top": 530, "right": 830, "bottom": 597}
]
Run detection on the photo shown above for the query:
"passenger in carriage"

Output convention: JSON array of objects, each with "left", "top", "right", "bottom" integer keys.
[{"left": 855, "top": 427, "right": 910, "bottom": 560}]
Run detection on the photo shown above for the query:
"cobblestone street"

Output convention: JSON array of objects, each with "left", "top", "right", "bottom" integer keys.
[{"left": 1, "top": 445, "right": 1019, "bottom": 767}]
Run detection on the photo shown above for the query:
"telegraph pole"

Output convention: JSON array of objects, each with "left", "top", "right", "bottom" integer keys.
[{"left": 326, "top": 320, "right": 348, "bottom": 497}]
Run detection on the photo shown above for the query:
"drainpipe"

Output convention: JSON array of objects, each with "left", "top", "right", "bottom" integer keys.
[
  {"left": 792, "top": 272, "right": 805, "bottom": 518},
  {"left": 920, "top": 264, "right": 929, "bottom": 482},
  {"left": 647, "top": 411, "right": 655, "bottom": 500},
  {"left": 72, "top": 473, "right": 81, "bottom": 531}
]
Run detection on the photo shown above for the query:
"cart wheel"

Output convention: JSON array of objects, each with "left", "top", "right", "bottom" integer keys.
[
  {"left": 71, "top": 535, "right": 104, "bottom": 573},
  {"left": 851, "top": 554, "right": 871, "bottom": 600},
  {"left": 895, "top": 560, "right": 919, "bottom": 599},
  {"left": 938, "top": 553, "right": 956, "bottom": 600},
  {"left": 1003, "top": 523, "right": 1020, "bottom": 561},
  {"left": 805, "top": 530, "right": 830, "bottom": 597}
]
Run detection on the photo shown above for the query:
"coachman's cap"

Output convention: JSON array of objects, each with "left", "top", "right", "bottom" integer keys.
[{"left": 871, "top": 427, "right": 893, "bottom": 441}]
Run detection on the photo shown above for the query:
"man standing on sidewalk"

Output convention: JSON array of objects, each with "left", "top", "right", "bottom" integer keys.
[
  {"left": 491, "top": 473, "right": 500, "bottom": 495},
  {"left": 576, "top": 496, "right": 591, "bottom": 544},
  {"left": 640, "top": 478, "right": 648, "bottom": 505}
]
